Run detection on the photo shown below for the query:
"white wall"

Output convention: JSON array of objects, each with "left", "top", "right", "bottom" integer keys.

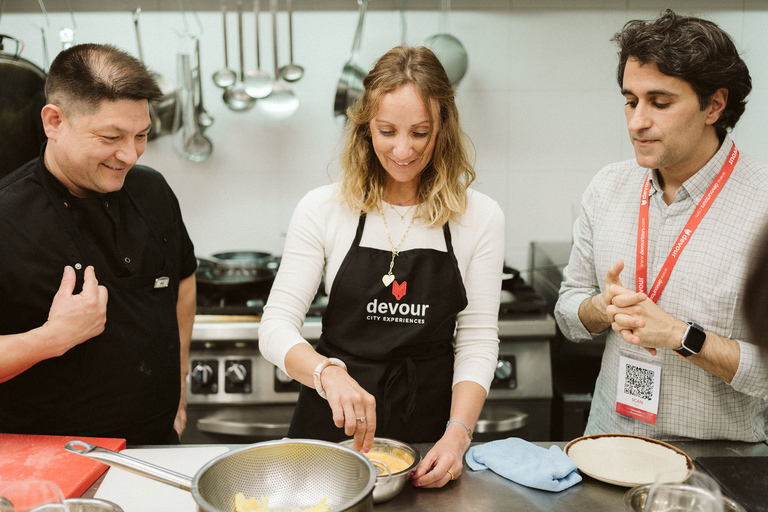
[{"left": 4, "top": 1, "right": 768, "bottom": 272}]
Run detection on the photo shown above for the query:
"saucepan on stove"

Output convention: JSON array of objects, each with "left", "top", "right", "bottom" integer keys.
[
  {"left": 65, "top": 439, "right": 377, "bottom": 512},
  {"left": 196, "top": 251, "right": 280, "bottom": 292}
]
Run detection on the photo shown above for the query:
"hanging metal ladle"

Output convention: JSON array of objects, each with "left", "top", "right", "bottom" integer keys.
[
  {"left": 278, "top": 0, "right": 303, "bottom": 82},
  {"left": 256, "top": 0, "right": 298, "bottom": 119},
  {"left": 243, "top": 0, "right": 272, "bottom": 99},
  {"left": 175, "top": 53, "right": 213, "bottom": 162},
  {"left": 222, "top": 0, "right": 256, "bottom": 112},
  {"left": 212, "top": 0, "right": 237, "bottom": 89}
]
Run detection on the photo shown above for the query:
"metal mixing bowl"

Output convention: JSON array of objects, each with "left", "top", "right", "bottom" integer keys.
[
  {"left": 624, "top": 483, "right": 746, "bottom": 512},
  {"left": 339, "top": 438, "right": 421, "bottom": 504}
]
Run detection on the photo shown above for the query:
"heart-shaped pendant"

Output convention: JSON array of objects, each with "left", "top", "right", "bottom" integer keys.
[{"left": 382, "top": 274, "right": 395, "bottom": 286}]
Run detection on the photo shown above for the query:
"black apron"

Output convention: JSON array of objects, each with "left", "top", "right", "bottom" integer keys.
[
  {"left": 288, "top": 213, "right": 468, "bottom": 443},
  {"left": 21, "top": 163, "right": 181, "bottom": 444}
]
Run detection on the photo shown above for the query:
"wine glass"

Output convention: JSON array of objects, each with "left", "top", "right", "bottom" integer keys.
[
  {"left": 644, "top": 469, "right": 724, "bottom": 512},
  {"left": 0, "top": 480, "right": 68, "bottom": 512}
]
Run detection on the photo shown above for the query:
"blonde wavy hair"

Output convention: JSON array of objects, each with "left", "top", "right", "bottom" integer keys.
[{"left": 338, "top": 45, "right": 476, "bottom": 227}]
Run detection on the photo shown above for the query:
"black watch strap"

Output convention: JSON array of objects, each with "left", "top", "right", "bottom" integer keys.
[{"left": 674, "top": 321, "right": 706, "bottom": 358}]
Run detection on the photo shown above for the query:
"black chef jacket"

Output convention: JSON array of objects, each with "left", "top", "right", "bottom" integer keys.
[{"left": 0, "top": 147, "right": 197, "bottom": 444}]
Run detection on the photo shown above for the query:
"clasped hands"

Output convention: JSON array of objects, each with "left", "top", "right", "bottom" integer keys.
[{"left": 596, "top": 260, "right": 685, "bottom": 356}]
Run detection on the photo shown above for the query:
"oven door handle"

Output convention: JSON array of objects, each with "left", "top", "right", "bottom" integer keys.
[
  {"left": 197, "top": 417, "right": 290, "bottom": 437},
  {"left": 474, "top": 409, "right": 528, "bottom": 434}
]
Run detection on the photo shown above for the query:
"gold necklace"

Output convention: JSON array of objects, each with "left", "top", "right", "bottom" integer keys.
[
  {"left": 388, "top": 201, "right": 416, "bottom": 221},
  {"left": 381, "top": 208, "right": 416, "bottom": 287}
]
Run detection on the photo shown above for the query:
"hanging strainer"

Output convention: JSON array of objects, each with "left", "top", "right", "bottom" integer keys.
[{"left": 65, "top": 439, "right": 377, "bottom": 512}]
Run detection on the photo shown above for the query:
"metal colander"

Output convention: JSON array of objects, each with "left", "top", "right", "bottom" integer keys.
[
  {"left": 65, "top": 439, "right": 376, "bottom": 512},
  {"left": 194, "top": 440, "right": 376, "bottom": 511}
]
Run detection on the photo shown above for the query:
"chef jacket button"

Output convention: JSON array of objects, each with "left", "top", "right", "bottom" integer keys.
[
  {"left": 124, "top": 257, "right": 131, "bottom": 264},
  {"left": 74, "top": 263, "right": 82, "bottom": 270},
  {"left": 104, "top": 200, "right": 109, "bottom": 208},
  {"left": 665, "top": 218, "right": 672, "bottom": 225}
]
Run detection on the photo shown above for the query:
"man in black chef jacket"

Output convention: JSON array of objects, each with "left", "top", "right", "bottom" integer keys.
[{"left": 0, "top": 43, "right": 197, "bottom": 445}]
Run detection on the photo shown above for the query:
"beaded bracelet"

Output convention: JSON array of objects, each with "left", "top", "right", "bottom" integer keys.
[
  {"left": 446, "top": 420, "right": 473, "bottom": 441},
  {"left": 313, "top": 357, "right": 347, "bottom": 399}
]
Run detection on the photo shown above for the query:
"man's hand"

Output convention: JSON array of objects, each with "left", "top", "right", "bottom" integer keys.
[
  {"left": 579, "top": 260, "right": 646, "bottom": 333},
  {"left": 43, "top": 265, "right": 108, "bottom": 353},
  {"left": 607, "top": 295, "right": 686, "bottom": 356},
  {"left": 596, "top": 260, "right": 628, "bottom": 321}
]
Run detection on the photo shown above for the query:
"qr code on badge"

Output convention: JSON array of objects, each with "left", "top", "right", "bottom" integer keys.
[{"left": 623, "top": 364, "right": 654, "bottom": 400}]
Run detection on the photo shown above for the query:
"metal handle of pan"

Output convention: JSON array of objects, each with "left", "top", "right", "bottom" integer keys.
[
  {"left": 64, "top": 440, "right": 194, "bottom": 491},
  {"left": 132, "top": 9, "right": 145, "bottom": 62},
  {"left": 367, "top": 459, "right": 393, "bottom": 486},
  {"left": 348, "top": 0, "right": 368, "bottom": 65},
  {"left": 0, "top": 34, "right": 24, "bottom": 58}
]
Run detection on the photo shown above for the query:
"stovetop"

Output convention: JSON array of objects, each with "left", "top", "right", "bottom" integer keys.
[{"left": 195, "top": 265, "right": 548, "bottom": 318}]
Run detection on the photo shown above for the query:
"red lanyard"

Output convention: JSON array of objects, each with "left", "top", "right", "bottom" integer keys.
[{"left": 636, "top": 142, "right": 738, "bottom": 303}]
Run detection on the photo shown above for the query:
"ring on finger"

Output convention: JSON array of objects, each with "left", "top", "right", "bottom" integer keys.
[
  {"left": 447, "top": 470, "right": 455, "bottom": 481},
  {"left": 356, "top": 416, "right": 366, "bottom": 422}
]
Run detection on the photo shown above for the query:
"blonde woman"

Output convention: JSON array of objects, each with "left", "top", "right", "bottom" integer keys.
[{"left": 259, "top": 46, "right": 504, "bottom": 488}]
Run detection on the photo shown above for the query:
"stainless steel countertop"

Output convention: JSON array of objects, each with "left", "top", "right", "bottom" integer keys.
[
  {"left": 83, "top": 440, "right": 768, "bottom": 511},
  {"left": 191, "top": 314, "right": 557, "bottom": 342},
  {"left": 377, "top": 441, "right": 768, "bottom": 512}
]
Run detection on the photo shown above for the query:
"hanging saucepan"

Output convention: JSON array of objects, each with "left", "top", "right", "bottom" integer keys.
[
  {"left": 65, "top": 439, "right": 378, "bottom": 512},
  {"left": 132, "top": 9, "right": 177, "bottom": 140},
  {"left": 333, "top": 0, "right": 368, "bottom": 117},
  {"left": 0, "top": 34, "right": 47, "bottom": 180},
  {"left": 421, "top": 0, "right": 468, "bottom": 86}
]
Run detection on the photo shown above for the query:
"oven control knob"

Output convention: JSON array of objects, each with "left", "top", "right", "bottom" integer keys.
[
  {"left": 226, "top": 363, "right": 247, "bottom": 384},
  {"left": 275, "top": 368, "right": 294, "bottom": 384},
  {"left": 495, "top": 360, "right": 514, "bottom": 381},
  {"left": 192, "top": 363, "right": 214, "bottom": 385}
]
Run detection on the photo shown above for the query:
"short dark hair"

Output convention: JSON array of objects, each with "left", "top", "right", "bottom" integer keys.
[
  {"left": 612, "top": 9, "right": 751, "bottom": 140},
  {"left": 45, "top": 43, "right": 162, "bottom": 115}
]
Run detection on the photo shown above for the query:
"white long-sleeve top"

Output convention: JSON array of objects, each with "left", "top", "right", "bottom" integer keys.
[{"left": 259, "top": 184, "right": 505, "bottom": 393}]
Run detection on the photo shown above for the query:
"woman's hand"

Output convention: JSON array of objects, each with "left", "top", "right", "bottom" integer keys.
[
  {"left": 321, "top": 366, "right": 377, "bottom": 452},
  {"left": 409, "top": 425, "right": 471, "bottom": 488}
]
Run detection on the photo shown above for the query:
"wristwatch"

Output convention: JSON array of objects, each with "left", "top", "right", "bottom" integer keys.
[{"left": 674, "top": 321, "right": 706, "bottom": 358}]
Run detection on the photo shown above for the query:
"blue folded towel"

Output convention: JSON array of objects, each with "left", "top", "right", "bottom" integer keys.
[{"left": 466, "top": 438, "right": 582, "bottom": 492}]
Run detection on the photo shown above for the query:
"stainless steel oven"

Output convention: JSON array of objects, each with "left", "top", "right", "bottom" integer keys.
[
  {"left": 180, "top": 320, "right": 315, "bottom": 445},
  {"left": 474, "top": 317, "right": 554, "bottom": 442},
  {"left": 181, "top": 263, "right": 554, "bottom": 444}
]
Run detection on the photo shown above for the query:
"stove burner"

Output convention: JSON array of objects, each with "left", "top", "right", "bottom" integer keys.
[
  {"left": 195, "top": 264, "right": 547, "bottom": 317},
  {"left": 499, "top": 266, "right": 548, "bottom": 315}
]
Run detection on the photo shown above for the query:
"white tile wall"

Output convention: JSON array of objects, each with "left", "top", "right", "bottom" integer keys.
[{"left": 3, "top": 3, "right": 767, "bottom": 272}]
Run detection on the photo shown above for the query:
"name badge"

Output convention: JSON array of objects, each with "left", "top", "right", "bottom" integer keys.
[
  {"left": 615, "top": 351, "right": 662, "bottom": 425},
  {"left": 154, "top": 276, "right": 170, "bottom": 289}
]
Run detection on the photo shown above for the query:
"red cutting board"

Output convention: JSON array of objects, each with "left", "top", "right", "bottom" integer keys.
[{"left": 0, "top": 434, "right": 126, "bottom": 498}]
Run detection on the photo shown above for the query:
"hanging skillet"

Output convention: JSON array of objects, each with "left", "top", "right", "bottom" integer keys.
[{"left": 0, "top": 34, "right": 47, "bottom": 180}]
